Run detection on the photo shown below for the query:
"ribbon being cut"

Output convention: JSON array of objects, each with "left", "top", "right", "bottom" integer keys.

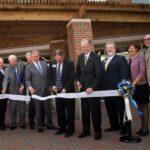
[{"left": 0, "top": 79, "right": 142, "bottom": 122}]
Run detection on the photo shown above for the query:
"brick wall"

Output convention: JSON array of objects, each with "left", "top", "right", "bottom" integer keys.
[{"left": 67, "top": 19, "right": 94, "bottom": 65}]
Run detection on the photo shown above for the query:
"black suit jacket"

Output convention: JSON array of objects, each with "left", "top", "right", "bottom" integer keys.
[
  {"left": 102, "top": 55, "right": 129, "bottom": 90},
  {"left": 76, "top": 51, "right": 102, "bottom": 91},
  {"left": 49, "top": 59, "right": 75, "bottom": 92},
  {"left": 0, "top": 67, "right": 7, "bottom": 93}
]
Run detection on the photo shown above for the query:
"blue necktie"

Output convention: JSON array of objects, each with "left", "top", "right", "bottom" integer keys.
[
  {"left": 37, "top": 62, "right": 43, "bottom": 74},
  {"left": 56, "top": 63, "right": 62, "bottom": 89},
  {"left": 12, "top": 66, "right": 18, "bottom": 84}
]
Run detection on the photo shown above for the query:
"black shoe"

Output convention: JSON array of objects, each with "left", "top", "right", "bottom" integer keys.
[
  {"left": 120, "top": 129, "right": 127, "bottom": 135},
  {"left": 0, "top": 126, "right": 6, "bottom": 131},
  {"left": 104, "top": 127, "right": 119, "bottom": 132},
  {"left": 47, "top": 125, "right": 59, "bottom": 130},
  {"left": 20, "top": 125, "right": 26, "bottom": 129},
  {"left": 94, "top": 131, "right": 102, "bottom": 140},
  {"left": 64, "top": 131, "right": 74, "bottom": 138},
  {"left": 136, "top": 128, "right": 143, "bottom": 135},
  {"left": 138, "top": 130, "right": 149, "bottom": 137},
  {"left": 55, "top": 129, "right": 66, "bottom": 135},
  {"left": 43, "top": 124, "right": 47, "bottom": 127},
  {"left": 38, "top": 128, "right": 44, "bottom": 133},
  {"left": 78, "top": 131, "right": 90, "bottom": 138},
  {"left": 10, "top": 126, "right": 17, "bottom": 130},
  {"left": 30, "top": 125, "right": 35, "bottom": 130}
]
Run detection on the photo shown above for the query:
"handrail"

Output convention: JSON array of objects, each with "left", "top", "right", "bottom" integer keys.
[
  {"left": 0, "top": 0, "right": 119, "bottom": 5},
  {"left": 0, "top": 0, "right": 90, "bottom": 5}
]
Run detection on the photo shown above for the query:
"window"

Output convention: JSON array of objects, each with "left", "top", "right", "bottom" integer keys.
[{"left": 132, "top": 0, "right": 150, "bottom": 4}]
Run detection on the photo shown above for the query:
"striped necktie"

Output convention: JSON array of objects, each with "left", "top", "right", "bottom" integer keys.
[
  {"left": 37, "top": 62, "right": 43, "bottom": 74},
  {"left": 84, "top": 55, "right": 88, "bottom": 66},
  {"left": 56, "top": 63, "right": 62, "bottom": 89}
]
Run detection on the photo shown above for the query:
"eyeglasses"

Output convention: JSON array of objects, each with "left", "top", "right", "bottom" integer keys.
[{"left": 144, "top": 38, "right": 150, "bottom": 41}]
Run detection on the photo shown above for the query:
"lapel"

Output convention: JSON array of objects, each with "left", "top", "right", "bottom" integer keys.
[
  {"left": 16, "top": 63, "right": 20, "bottom": 75},
  {"left": 85, "top": 51, "right": 93, "bottom": 68},
  {"left": 82, "top": 51, "right": 93, "bottom": 70},
  {"left": 85, "top": 51, "right": 93, "bottom": 67},
  {"left": 53, "top": 61, "right": 57, "bottom": 77},
  {"left": 0, "top": 67, "right": 5, "bottom": 77},
  {"left": 40, "top": 61, "right": 45, "bottom": 76},
  {"left": 106, "top": 55, "right": 116, "bottom": 71},
  {"left": 61, "top": 59, "right": 66, "bottom": 80},
  {"left": 32, "top": 62, "right": 41, "bottom": 76}
]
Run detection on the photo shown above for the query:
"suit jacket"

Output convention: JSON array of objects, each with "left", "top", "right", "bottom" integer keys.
[
  {"left": 3, "top": 63, "right": 24, "bottom": 94},
  {"left": 25, "top": 61, "right": 49, "bottom": 96},
  {"left": 48, "top": 59, "right": 75, "bottom": 92},
  {"left": 76, "top": 51, "right": 102, "bottom": 91},
  {"left": 0, "top": 67, "right": 5, "bottom": 93},
  {"left": 145, "top": 50, "right": 150, "bottom": 87},
  {"left": 102, "top": 55, "right": 129, "bottom": 90}
]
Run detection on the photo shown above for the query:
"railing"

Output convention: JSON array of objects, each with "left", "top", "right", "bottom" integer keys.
[
  {"left": 0, "top": 0, "right": 111, "bottom": 5},
  {"left": 0, "top": 0, "right": 88, "bottom": 5}
]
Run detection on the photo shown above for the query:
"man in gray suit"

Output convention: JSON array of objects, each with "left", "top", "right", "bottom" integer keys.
[
  {"left": 2, "top": 55, "right": 26, "bottom": 130},
  {"left": 25, "top": 50, "right": 56, "bottom": 133}
]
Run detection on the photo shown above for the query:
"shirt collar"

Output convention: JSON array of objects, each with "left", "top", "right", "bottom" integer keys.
[{"left": 85, "top": 51, "right": 91, "bottom": 59}]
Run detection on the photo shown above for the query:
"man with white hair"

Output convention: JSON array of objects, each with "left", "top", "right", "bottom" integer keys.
[
  {"left": 76, "top": 38, "right": 102, "bottom": 140},
  {"left": 2, "top": 55, "right": 26, "bottom": 130}
]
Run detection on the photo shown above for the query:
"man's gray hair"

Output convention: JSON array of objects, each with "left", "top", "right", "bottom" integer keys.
[
  {"left": 105, "top": 41, "right": 116, "bottom": 49},
  {"left": 25, "top": 52, "right": 31, "bottom": 58},
  {"left": 31, "top": 50, "right": 40, "bottom": 55},
  {"left": 81, "top": 38, "right": 92, "bottom": 46},
  {"left": 8, "top": 55, "right": 17, "bottom": 62}
]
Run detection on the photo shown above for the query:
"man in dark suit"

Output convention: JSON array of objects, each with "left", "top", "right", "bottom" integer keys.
[
  {"left": 2, "top": 55, "right": 26, "bottom": 130},
  {"left": 0, "top": 57, "right": 7, "bottom": 130},
  {"left": 102, "top": 41, "right": 129, "bottom": 135},
  {"left": 25, "top": 50, "right": 57, "bottom": 133},
  {"left": 76, "top": 39, "right": 102, "bottom": 140},
  {"left": 49, "top": 49, "right": 75, "bottom": 137}
]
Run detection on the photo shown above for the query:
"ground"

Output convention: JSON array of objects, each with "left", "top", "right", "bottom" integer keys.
[{"left": 0, "top": 102, "right": 149, "bottom": 150}]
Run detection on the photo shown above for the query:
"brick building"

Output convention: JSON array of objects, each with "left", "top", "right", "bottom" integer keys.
[{"left": 0, "top": 0, "right": 149, "bottom": 63}]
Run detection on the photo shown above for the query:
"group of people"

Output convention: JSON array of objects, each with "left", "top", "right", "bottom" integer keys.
[{"left": 0, "top": 34, "right": 149, "bottom": 140}]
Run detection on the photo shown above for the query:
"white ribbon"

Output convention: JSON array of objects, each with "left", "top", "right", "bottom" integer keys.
[
  {"left": 32, "top": 90, "right": 120, "bottom": 100},
  {"left": 0, "top": 94, "right": 30, "bottom": 101},
  {"left": 0, "top": 90, "right": 132, "bottom": 121},
  {"left": 124, "top": 96, "right": 132, "bottom": 121}
]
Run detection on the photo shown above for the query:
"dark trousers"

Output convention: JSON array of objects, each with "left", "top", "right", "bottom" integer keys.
[
  {"left": 29, "top": 99, "right": 45, "bottom": 127},
  {"left": 29, "top": 99, "right": 35, "bottom": 127},
  {"left": 81, "top": 98, "right": 101, "bottom": 133},
  {"left": 0, "top": 99, "right": 7, "bottom": 127},
  {"left": 33, "top": 99, "right": 52, "bottom": 129},
  {"left": 105, "top": 96, "right": 125, "bottom": 129},
  {"left": 56, "top": 98, "right": 75, "bottom": 133}
]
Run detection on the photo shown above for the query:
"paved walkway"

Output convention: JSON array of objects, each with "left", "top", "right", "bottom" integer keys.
[{"left": 0, "top": 102, "right": 149, "bottom": 150}]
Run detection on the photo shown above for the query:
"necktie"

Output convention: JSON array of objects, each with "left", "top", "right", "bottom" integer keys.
[
  {"left": 105, "top": 57, "right": 110, "bottom": 71},
  {"left": 13, "top": 66, "right": 17, "bottom": 78},
  {"left": 12, "top": 66, "right": 18, "bottom": 84},
  {"left": 84, "top": 55, "right": 88, "bottom": 66},
  {"left": 37, "top": 62, "right": 43, "bottom": 74},
  {"left": 56, "top": 63, "right": 62, "bottom": 89}
]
